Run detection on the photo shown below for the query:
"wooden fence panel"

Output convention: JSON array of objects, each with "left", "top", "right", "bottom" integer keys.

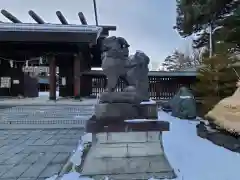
[{"left": 86, "top": 71, "right": 197, "bottom": 100}]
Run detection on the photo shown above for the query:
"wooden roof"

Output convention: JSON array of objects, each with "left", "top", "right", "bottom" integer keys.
[
  {"left": 0, "top": 10, "right": 116, "bottom": 61},
  {"left": 0, "top": 10, "right": 116, "bottom": 43}
]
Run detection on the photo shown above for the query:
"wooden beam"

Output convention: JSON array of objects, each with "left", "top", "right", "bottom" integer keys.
[
  {"left": 100, "top": 25, "right": 116, "bottom": 31},
  {"left": 1, "top": 9, "right": 22, "bottom": 23},
  {"left": 28, "top": 10, "right": 45, "bottom": 24},
  {"left": 56, "top": 11, "right": 68, "bottom": 24},
  {"left": 78, "top": 12, "right": 87, "bottom": 25}
]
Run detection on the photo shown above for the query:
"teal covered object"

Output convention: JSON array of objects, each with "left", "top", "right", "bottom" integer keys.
[{"left": 170, "top": 87, "right": 197, "bottom": 119}]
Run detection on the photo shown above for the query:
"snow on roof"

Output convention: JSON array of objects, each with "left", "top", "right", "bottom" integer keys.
[{"left": 0, "top": 23, "right": 103, "bottom": 33}]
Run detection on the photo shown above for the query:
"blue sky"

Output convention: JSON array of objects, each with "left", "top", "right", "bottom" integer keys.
[{"left": 0, "top": 0, "right": 190, "bottom": 70}]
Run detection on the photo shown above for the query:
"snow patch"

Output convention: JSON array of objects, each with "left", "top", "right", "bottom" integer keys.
[
  {"left": 70, "top": 133, "right": 92, "bottom": 168},
  {"left": 140, "top": 99, "right": 156, "bottom": 104},
  {"left": 160, "top": 111, "right": 240, "bottom": 180},
  {"left": 45, "top": 133, "right": 93, "bottom": 180}
]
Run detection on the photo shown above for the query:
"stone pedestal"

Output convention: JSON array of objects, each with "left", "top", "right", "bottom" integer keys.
[
  {"left": 94, "top": 103, "right": 139, "bottom": 120},
  {"left": 94, "top": 102, "right": 158, "bottom": 120},
  {"left": 81, "top": 131, "right": 175, "bottom": 180},
  {"left": 83, "top": 102, "right": 175, "bottom": 179},
  {"left": 139, "top": 103, "right": 158, "bottom": 119}
]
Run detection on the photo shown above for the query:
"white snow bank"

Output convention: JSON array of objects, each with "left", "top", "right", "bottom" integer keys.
[
  {"left": 70, "top": 133, "right": 92, "bottom": 168},
  {"left": 160, "top": 111, "right": 240, "bottom": 180},
  {"left": 45, "top": 133, "right": 93, "bottom": 180},
  {"left": 61, "top": 172, "right": 94, "bottom": 180}
]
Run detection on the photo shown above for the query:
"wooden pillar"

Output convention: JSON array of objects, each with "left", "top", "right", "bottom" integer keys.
[
  {"left": 79, "top": 51, "right": 92, "bottom": 97},
  {"left": 48, "top": 55, "right": 56, "bottom": 100},
  {"left": 74, "top": 54, "right": 81, "bottom": 99}
]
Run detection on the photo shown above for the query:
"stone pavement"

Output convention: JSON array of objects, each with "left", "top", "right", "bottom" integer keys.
[
  {"left": 0, "top": 128, "right": 84, "bottom": 180},
  {"left": 0, "top": 97, "right": 97, "bottom": 180},
  {"left": 0, "top": 96, "right": 98, "bottom": 106},
  {"left": 0, "top": 105, "right": 94, "bottom": 129}
]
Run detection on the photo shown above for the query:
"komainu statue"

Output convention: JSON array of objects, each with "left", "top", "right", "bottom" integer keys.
[
  {"left": 101, "top": 36, "right": 130, "bottom": 92},
  {"left": 126, "top": 50, "right": 150, "bottom": 101},
  {"left": 100, "top": 36, "right": 150, "bottom": 103},
  {"left": 205, "top": 79, "right": 240, "bottom": 134}
]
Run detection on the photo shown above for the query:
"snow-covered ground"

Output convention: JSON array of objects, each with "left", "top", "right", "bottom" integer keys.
[
  {"left": 46, "top": 111, "right": 240, "bottom": 180},
  {"left": 160, "top": 111, "right": 240, "bottom": 180},
  {"left": 39, "top": 91, "right": 59, "bottom": 97}
]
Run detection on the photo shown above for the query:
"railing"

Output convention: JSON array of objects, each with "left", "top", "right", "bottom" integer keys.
[{"left": 83, "top": 70, "right": 198, "bottom": 100}]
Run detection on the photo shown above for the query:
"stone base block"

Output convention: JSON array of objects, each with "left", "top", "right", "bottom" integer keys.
[
  {"left": 94, "top": 103, "right": 139, "bottom": 120},
  {"left": 94, "top": 102, "right": 157, "bottom": 121},
  {"left": 81, "top": 131, "right": 175, "bottom": 179},
  {"left": 92, "top": 142, "right": 163, "bottom": 158},
  {"left": 99, "top": 91, "right": 142, "bottom": 104},
  {"left": 96, "top": 131, "right": 160, "bottom": 143},
  {"left": 85, "top": 118, "right": 170, "bottom": 133},
  {"left": 139, "top": 103, "right": 158, "bottom": 119}
]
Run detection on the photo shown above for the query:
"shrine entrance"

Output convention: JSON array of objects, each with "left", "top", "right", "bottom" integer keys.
[{"left": 0, "top": 9, "right": 116, "bottom": 100}]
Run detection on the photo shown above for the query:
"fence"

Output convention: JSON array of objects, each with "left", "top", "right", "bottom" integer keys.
[{"left": 83, "top": 70, "right": 197, "bottom": 100}]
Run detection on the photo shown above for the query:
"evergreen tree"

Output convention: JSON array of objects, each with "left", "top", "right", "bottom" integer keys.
[
  {"left": 175, "top": 0, "right": 238, "bottom": 37},
  {"left": 216, "top": 6, "right": 240, "bottom": 51},
  {"left": 175, "top": 0, "right": 239, "bottom": 51},
  {"left": 193, "top": 42, "right": 239, "bottom": 114}
]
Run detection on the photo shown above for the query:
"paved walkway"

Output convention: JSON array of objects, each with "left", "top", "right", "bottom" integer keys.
[
  {"left": 0, "top": 96, "right": 97, "bottom": 106},
  {"left": 0, "top": 105, "right": 94, "bottom": 129},
  {"left": 0, "top": 128, "right": 84, "bottom": 180},
  {"left": 0, "top": 97, "right": 96, "bottom": 180}
]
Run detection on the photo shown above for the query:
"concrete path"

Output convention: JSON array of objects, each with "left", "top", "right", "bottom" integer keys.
[{"left": 0, "top": 128, "right": 84, "bottom": 180}]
